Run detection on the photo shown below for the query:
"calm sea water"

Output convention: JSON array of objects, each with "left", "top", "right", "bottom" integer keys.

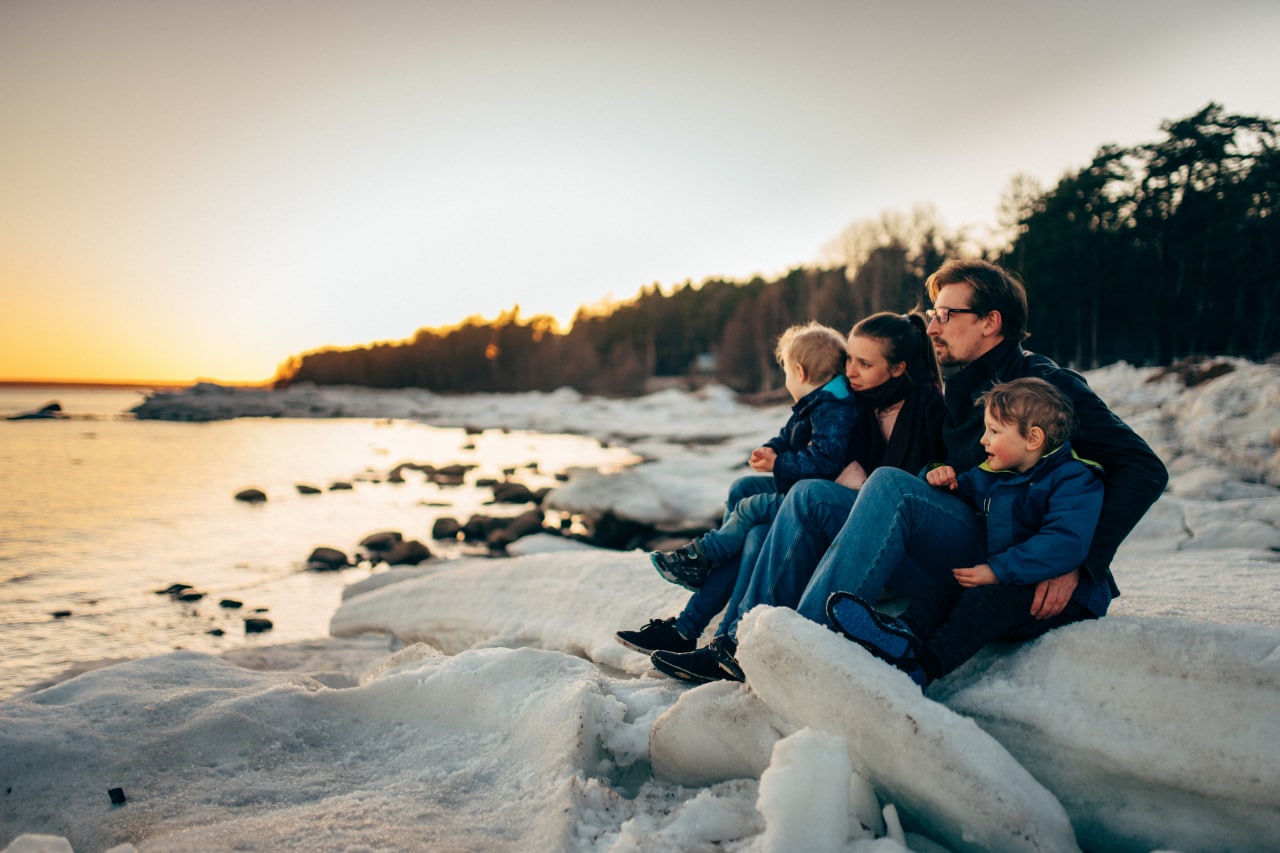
[{"left": 0, "top": 388, "right": 638, "bottom": 698}]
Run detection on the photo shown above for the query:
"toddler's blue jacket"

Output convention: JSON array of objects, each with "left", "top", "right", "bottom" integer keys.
[{"left": 765, "top": 376, "right": 861, "bottom": 493}]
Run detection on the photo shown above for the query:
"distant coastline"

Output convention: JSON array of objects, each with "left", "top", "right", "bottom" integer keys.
[{"left": 0, "top": 379, "right": 263, "bottom": 391}]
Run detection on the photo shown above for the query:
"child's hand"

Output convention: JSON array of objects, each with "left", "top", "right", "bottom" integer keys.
[
  {"left": 953, "top": 564, "right": 997, "bottom": 587},
  {"left": 926, "top": 465, "right": 959, "bottom": 491},
  {"left": 749, "top": 446, "right": 777, "bottom": 472}
]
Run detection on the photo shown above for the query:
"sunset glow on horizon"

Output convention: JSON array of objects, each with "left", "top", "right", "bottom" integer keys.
[{"left": 3, "top": 0, "right": 1278, "bottom": 385}]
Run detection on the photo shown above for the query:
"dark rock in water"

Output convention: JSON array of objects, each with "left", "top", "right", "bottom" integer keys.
[
  {"left": 432, "top": 517, "right": 462, "bottom": 540},
  {"left": 385, "top": 539, "right": 432, "bottom": 566},
  {"left": 219, "top": 598, "right": 243, "bottom": 609},
  {"left": 51, "top": 610, "right": 72, "bottom": 619},
  {"left": 581, "top": 511, "right": 655, "bottom": 551},
  {"left": 486, "top": 509, "right": 546, "bottom": 549},
  {"left": 296, "top": 484, "right": 322, "bottom": 495},
  {"left": 234, "top": 488, "right": 268, "bottom": 503},
  {"left": 491, "top": 481, "right": 537, "bottom": 504},
  {"left": 328, "top": 481, "right": 354, "bottom": 491},
  {"left": 431, "top": 463, "right": 474, "bottom": 488},
  {"left": 462, "top": 514, "right": 504, "bottom": 542},
  {"left": 207, "top": 628, "right": 226, "bottom": 637},
  {"left": 244, "top": 617, "right": 273, "bottom": 634},
  {"left": 359, "top": 530, "right": 403, "bottom": 554},
  {"left": 7, "top": 401, "right": 66, "bottom": 420},
  {"left": 176, "top": 590, "right": 205, "bottom": 602},
  {"left": 388, "top": 462, "right": 436, "bottom": 484},
  {"left": 306, "top": 546, "right": 350, "bottom": 571},
  {"left": 108, "top": 787, "right": 127, "bottom": 806}
]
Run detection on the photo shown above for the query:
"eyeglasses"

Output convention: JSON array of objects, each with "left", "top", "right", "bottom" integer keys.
[{"left": 925, "top": 307, "right": 983, "bottom": 325}]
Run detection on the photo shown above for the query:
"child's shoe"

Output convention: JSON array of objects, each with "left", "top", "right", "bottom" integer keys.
[
  {"left": 650, "top": 541, "right": 711, "bottom": 590},
  {"left": 615, "top": 617, "right": 695, "bottom": 655},
  {"left": 826, "top": 591, "right": 929, "bottom": 689}
]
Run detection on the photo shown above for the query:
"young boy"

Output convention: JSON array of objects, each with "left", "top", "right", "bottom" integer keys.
[
  {"left": 648, "top": 321, "right": 860, "bottom": 591},
  {"left": 826, "top": 377, "right": 1106, "bottom": 689}
]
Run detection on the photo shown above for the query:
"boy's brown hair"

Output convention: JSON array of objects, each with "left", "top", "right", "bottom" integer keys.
[
  {"left": 774, "top": 322, "right": 847, "bottom": 385},
  {"left": 977, "top": 377, "right": 1075, "bottom": 449}
]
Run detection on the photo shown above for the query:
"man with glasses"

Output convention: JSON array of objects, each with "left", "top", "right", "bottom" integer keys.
[{"left": 657, "top": 258, "right": 1167, "bottom": 683}]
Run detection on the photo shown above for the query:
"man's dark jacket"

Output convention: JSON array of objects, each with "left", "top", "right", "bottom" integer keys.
[{"left": 941, "top": 337, "right": 1168, "bottom": 595}]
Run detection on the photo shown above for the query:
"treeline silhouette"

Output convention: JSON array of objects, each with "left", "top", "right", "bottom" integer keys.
[{"left": 277, "top": 103, "right": 1278, "bottom": 396}]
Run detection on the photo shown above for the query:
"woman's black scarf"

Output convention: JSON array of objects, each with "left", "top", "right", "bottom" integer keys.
[{"left": 852, "top": 372, "right": 941, "bottom": 475}]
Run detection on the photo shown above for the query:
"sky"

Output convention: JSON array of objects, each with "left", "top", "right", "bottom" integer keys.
[{"left": 3, "top": 0, "right": 1279, "bottom": 384}]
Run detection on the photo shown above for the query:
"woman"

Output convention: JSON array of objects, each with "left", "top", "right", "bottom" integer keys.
[{"left": 618, "top": 312, "right": 946, "bottom": 683}]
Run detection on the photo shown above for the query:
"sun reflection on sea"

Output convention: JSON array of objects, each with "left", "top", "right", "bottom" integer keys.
[{"left": 0, "top": 391, "right": 640, "bottom": 697}]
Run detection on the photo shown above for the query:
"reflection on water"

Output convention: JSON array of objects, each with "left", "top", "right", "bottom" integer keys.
[{"left": 0, "top": 389, "right": 639, "bottom": 697}]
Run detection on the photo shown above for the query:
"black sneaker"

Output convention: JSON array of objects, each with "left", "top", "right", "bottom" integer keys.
[
  {"left": 651, "top": 639, "right": 744, "bottom": 685},
  {"left": 709, "top": 635, "right": 744, "bottom": 681},
  {"left": 650, "top": 541, "right": 711, "bottom": 590},
  {"left": 615, "top": 618, "right": 695, "bottom": 655}
]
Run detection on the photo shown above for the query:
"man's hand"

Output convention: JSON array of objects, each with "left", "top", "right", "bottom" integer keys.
[
  {"left": 926, "top": 465, "right": 958, "bottom": 491},
  {"left": 1031, "top": 568, "right": 1080, "bottom": 619},
  {"left": 749, "top": 446, "right": 777, "bottom": 472},
  {"left": 953, "top": 563, "right": 997, "bottom": 587}
]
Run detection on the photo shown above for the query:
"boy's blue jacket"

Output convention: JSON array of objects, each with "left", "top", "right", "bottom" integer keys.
[
  {"left": 948, "top": 439, "right": 1110, "bottom": 615},
  {"left": 765, "top": 376, "right": 860, "bottom": 493}
]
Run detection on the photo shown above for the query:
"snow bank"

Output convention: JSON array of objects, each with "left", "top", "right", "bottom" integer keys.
[
  {"left": 734, "top": 607, "right": 1080, "bottom": 853},
  {"left": 328, "top": 550, "right": 696, "bottom": 675},
  {"left": 0, "top": 644, "right": 678, "bottom": 851},
  {"left": 931, "top": 617, "right": 1280, "bottom": 853}
]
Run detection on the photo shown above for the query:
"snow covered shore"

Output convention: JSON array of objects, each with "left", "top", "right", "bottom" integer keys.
[{"left": 3, "top": 358, "right": 1279, "bottom": 852}]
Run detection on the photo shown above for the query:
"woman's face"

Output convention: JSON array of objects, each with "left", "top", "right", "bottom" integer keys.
[{"left": 845, "top": 334, "right": 905, "bottom": 392}]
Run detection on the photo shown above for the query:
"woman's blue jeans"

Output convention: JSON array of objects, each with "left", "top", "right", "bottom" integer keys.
[{"left": 728, "top": 468, "right": 983, "bottom": 636}]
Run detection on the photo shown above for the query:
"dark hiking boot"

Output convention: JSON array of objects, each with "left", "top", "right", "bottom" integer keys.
[
  {"left": 615, "top": 618, "right": 695, "bottom": 655},
  {"left": 826, "top": 591, "right": 929, "bottom": 689},
  {"left": 650, "top": 540, "right": 712, "bottom": 590},
  {"left": 650, "top": 642, "right": 743, "bottom": 685}
]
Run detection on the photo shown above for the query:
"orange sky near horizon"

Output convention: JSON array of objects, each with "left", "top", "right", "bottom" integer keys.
[{"left": 3, "top": 0, "right": 1279, "bottom": 385}]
